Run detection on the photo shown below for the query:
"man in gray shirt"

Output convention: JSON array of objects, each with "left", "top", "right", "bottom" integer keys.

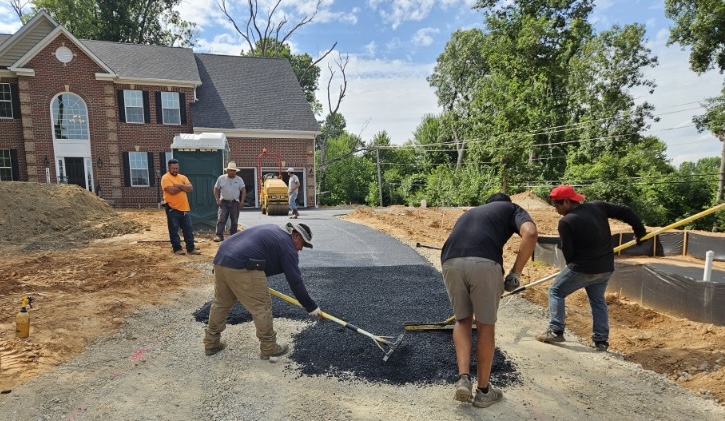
[{"left": 213, "top": 161, "right": 246, "bottom": 242}]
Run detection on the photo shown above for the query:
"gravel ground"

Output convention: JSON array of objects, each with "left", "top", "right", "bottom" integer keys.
[{"left": 1, "top": 210, "right": 723, "bottom": 420}]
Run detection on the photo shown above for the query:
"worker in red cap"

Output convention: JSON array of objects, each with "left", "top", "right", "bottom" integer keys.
[{"left": 536, "top": 185, "right": 647, "bottom": 352}]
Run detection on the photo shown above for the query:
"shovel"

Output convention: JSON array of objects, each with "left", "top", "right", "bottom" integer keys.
[{"left": 268, "top": 288, "right": 405, "bottom": 362}]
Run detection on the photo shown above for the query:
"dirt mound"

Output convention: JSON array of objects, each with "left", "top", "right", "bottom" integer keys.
[
  {"left": 510, "top": 191, "right": 551, "bottom": 210},
  {"left": 0, "top": 182, "right": 143, "bottom": 250}
]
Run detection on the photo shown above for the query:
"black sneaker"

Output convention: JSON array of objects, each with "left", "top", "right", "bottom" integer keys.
[{"left": 594, "top": 341, "right": 609, "bottom": 352}]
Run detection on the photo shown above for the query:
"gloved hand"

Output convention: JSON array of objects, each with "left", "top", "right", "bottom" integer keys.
[
  {"left": 635, "top": 231, "right": 648, "bottom": 246},
  {"left": 504, "top": 272, "right": 521, "bottom": 292},
  {"left": 308, "top": 307, "right": 323, "bottom": 320}
]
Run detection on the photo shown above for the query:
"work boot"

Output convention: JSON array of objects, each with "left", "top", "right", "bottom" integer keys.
[
  {"left": 536, "top": 329, "right": 565, "bottom": 343},
  {"left": 174, "top": 249, "right": 186, "bottom": 255},
  {"left": 260, "top": 343, "right": 289, "bottom": 360},
  {"left": 205, "top": 341, "right": 226, "bottom": 356},
  {"left": 213, "top": 236, "right": 223, "bottom": 242},
  {"left": 594, "top": 341, "right": 609, "bottom": 352},
  {"left": 472, "top": 386, "right": 503, "bottom": 408},
  {"left": 454, "top": 374, "right": 473, "bottom": 402},
  {"left": 188, "top": 249, "right": 201, "bottom": 255}
]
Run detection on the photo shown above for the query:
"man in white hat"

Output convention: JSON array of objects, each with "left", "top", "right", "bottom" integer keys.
[
  {"left": 287, "top": 167, "right": 300, "bottom": 219},
  {"left": 213, "top": 161, "right": 246, "bottom": 242}
]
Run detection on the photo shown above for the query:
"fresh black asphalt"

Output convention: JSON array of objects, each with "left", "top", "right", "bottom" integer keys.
[{"left": 194, "top": 209, "right": 520, "bottom": 386}]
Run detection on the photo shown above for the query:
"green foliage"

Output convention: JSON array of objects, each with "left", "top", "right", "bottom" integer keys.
[
  {"left": 32, "top": 0, "right": 197, "bottom": 46},
  {"left": 665, "top": 0, "right": 725, "bottom": 73},
  {"left": 417, "top": 164, "right": 498, "bottom": 207},
  {"left": 693, "top": 86, "right": 725, "bottom": 139},
  {"left": 320, "top": 155, "right": 375, "bottom": 206}
]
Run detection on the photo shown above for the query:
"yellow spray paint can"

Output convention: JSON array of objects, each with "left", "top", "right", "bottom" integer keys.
[{"left": 15, "top": 296, "right": 33, "bottom": 338}]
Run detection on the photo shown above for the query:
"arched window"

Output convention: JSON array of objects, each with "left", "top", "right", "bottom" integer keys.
[{"left": 51, "top": 93, "right": 89, "bottom": 140}]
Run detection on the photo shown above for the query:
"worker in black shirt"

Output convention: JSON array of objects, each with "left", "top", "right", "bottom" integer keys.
[
  {"left": 441, "top": 193, "right": 538, "bottom": 408},
  {"left": 536, "top": 185, "right": 646, "bottom": 352}
]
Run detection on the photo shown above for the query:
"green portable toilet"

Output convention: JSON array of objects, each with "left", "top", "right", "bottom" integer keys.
[{"left": 170, "top": 133, "right": 229, "bottom": 229}]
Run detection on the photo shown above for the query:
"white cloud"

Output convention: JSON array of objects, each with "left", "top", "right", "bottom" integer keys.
[
  {"left": 411, "top": 27, "right": 439, "bottom": 47},
  {"left": 636, "top": 32, "right": 724, "bottom": 165},
  {"left": 374, "top": 0, "right": 437, "bottom": 29},
  {"left": 317, "top": 52, "right": 439, "bottom": 142},
  {"left": 0, "top": 5, "right": 23, "bottom": 34},
  {"left": 364, "top": 41, "right": 377, "bottom": 57}
]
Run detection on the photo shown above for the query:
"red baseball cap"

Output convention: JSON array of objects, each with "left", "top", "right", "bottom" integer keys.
[{"left": 549, "top": 185, "right": 585, "bottom": 202}]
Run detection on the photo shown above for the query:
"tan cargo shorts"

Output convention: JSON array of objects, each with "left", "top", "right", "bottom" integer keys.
[{"left": 442, "top": 256, "right": 504, "bottom": 324}]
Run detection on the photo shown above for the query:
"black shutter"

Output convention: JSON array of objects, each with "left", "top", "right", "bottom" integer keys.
[
  {"left": 123, "top": 152, "right": 131, "bottom": 186},
  {"left": 10, "top": 84, "right": 20, "bottom": 119},
  {"left": 179, "top": 93, "right": 186, "bottom": 124},
  {"left": 117, "top": 90, "right": 126, "bottom": 122},
  {"left": 147, "top": 152, "right": 155, "bottom": 186},
  {"left": 10, "top": 149, "right": 19, "bottom": 180},
  {"left": 155, "top": 92, "right": 162, "bottom": 123},
  {"left": 159, "top": 152, "right": 166, "bottom": 177},
  {"left": 142, "top": 91, "right": 150, "bottom": 123}
]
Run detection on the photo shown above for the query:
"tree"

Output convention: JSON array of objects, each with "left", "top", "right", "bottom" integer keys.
[
  {"left": 693, "top": 86, "right": 725, "bottom": 204},
  {"left": 31, "top": 0, "right": 197, "bottom": 46},
  {"left": 428, "top": 29, "right": 488, "bottom": 169},
  {"left": 9, "top": 0, "right": 30, "bottom": 19},
  {"left": 665, "top": 0, "right": 725, "bottom": 73},
  {"left": 219, "top": 0, "right": 337, "bottom": 113}
]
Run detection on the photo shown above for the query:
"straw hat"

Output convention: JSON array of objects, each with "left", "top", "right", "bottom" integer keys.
[{"left": 224, "top": 161, "right": 240, "bottom": 171}]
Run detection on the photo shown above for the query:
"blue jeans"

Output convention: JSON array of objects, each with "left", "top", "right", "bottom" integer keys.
[
  {"left": 547, "top": 266, "right": 613, "bottom": 343},
  {"left": 215, "top": 200, "right": 240, "bottom": 238},
  {"left": 289, "top": 192, "right": 298, "bottom": 210},
  {"left": 165, "top": 207, "right": 196, "bottom": 252}
]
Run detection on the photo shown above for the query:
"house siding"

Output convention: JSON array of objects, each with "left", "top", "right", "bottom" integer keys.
[{"left": 0, "top": 20, "right": 56, "bottom": 67}]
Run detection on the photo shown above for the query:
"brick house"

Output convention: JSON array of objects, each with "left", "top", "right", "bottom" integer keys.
[{"left": 0, "top": 11, "right": 320, "bottom": 208}]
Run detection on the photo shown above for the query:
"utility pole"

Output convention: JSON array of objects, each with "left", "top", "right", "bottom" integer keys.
[
  {"left": 717, "top": 137, "right": 724, "bottom": 203},
  {"left": 376, "top": 147, "right": 383, "bottom": 207}
]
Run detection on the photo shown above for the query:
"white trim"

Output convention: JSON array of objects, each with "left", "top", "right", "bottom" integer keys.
[
  {"left": 9, "top": 26, "right": 116, "bottom": 76},
  {"left": 193, "top": 127, "right": 319, "bottom": 140},
  {"left": 0, "top": 69, "right": 14, "bottom": 77},
  {"left": 113, "top": 77, "right": 200, "bottom": 88},
  {"left": 9, "top": 68, "right": 34, "bottom": 77},
  {"left": 95, "top": 73, "right": 200, "bottom": 88}
]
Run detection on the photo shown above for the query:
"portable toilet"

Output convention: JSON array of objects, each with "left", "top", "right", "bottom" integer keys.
[{"left": 170, "top": 133, "right": 229, "bottom": 228}]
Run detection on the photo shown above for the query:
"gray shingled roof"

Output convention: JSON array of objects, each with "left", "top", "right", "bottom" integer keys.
[
  {"left": 81, "top": 39, "right": 201, "bottom": 84},
  {"left": 191, "top": 53, "right": 319, "bottom": 132},
  {"left": 0, "top": 34, "right": 10, "bottom": 45}
]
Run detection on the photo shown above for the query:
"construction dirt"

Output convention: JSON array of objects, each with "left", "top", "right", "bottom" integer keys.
[{"left": 0, "top": 183, "right": 724, "bottom": 411}]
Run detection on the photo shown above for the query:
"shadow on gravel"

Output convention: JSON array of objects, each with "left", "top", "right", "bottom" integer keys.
[{"left": 194, "top": 265, "right": 520, "bottom": 387}]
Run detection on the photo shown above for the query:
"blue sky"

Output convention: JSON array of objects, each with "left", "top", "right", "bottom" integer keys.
[{"left": 1, "top": 0, "right": 723, "bottom": 166}]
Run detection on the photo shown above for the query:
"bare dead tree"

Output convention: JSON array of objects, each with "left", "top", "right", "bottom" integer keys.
[
  {"left": 9, "top": 0, "right": 29, "bottom": 19},
  {"left": 319, "top": 52, "right": 349, "bottom": 172},
  {"left": 218, "top": 0, "right": 335, "bottom": 59},
  {"left": 218, "top": 0, "right": 337, "bottom": 112}
]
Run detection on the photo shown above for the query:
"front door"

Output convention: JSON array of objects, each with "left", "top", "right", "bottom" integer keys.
[{"left": 65, "top": 157, "right": 86, "bottom": 188}]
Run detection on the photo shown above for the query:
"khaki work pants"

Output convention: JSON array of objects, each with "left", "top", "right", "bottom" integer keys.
[{"left": 204, "top": 264, "right": 277, "bottom": 355}]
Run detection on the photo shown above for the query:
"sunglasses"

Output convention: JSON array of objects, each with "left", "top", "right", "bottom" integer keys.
[{"left": 551, "top": 199, "right": 566, "bottom": 206}]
